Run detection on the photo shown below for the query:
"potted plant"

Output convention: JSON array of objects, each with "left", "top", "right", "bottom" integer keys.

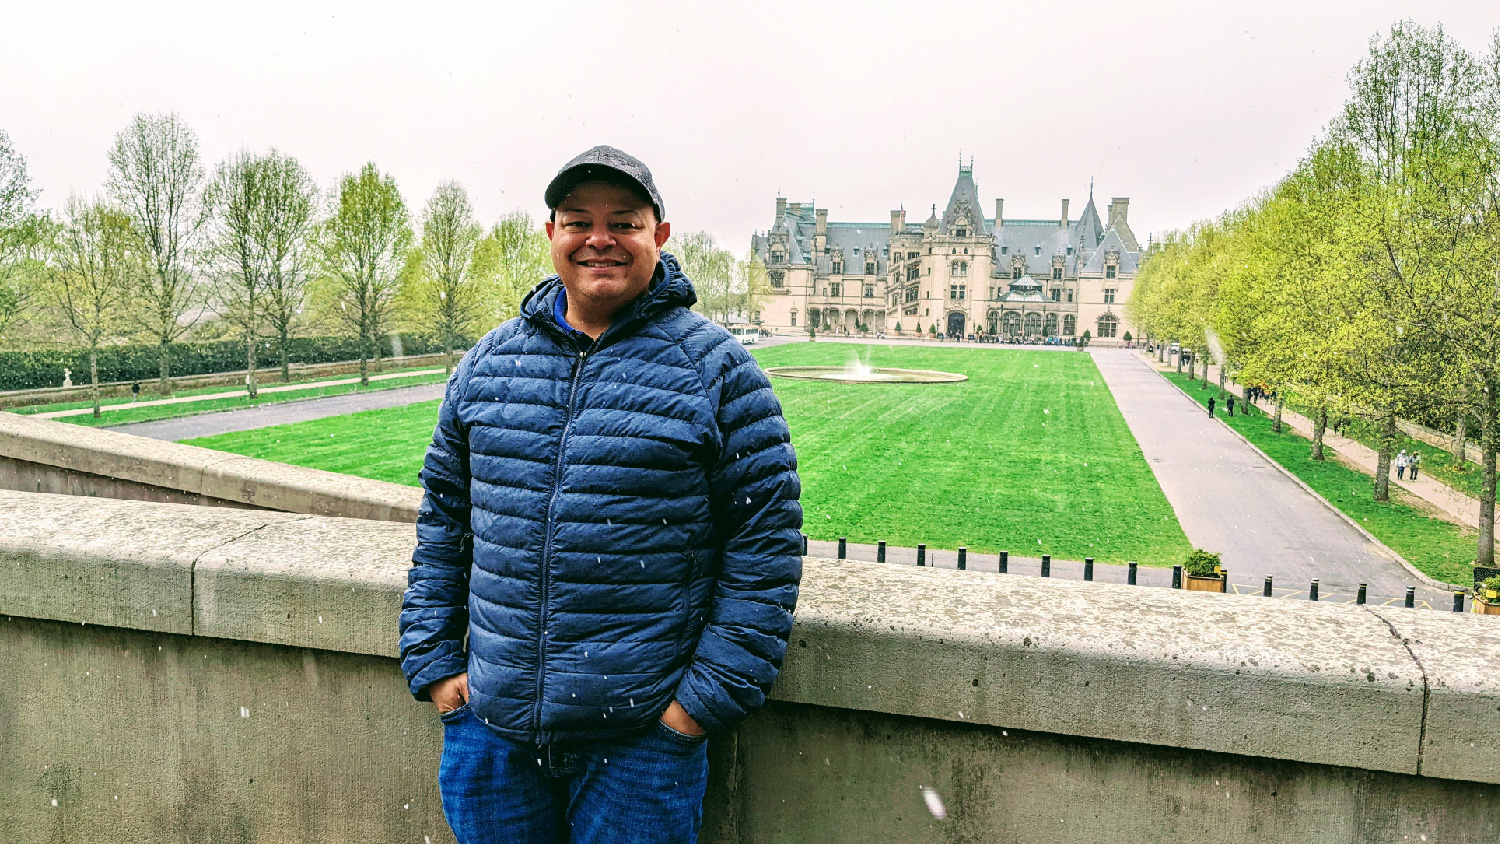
[
  {"left": 1476, "top": 575, "right": 1500, "bottom": 615},
  {"left": 1183, "top": 548, "right": 1224, "bottom": 592}
]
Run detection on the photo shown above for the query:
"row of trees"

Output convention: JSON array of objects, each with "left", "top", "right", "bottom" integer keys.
[
  {"left": 0, "top": 115, "right": 556, "bottom": 414},
  {"left": 665, "top": 230, "right": 771, "bottom": 325},
  {"left": 1127, "top": 23, "right": 1499, "bottom": 568}
]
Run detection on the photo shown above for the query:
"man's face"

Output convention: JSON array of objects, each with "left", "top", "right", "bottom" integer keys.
[{"left": 546, "top": 180, "right": 670, "bottom": 314}]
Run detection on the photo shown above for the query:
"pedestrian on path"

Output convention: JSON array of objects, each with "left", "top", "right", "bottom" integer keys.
[
  {"left": 1396, "top": 450, "right": 1409, "bottom": 480},
  {"left": 1409, "top": 451, "right": 1422, "bottom": 480},
  {"left": 1226, "top": 395, "right": 1236, "bottom": 417},
  {"left": 130, "top": 382, "right": 140, "bottom": 403},
  {"left": 1207, "top": 397, "right": 1216, "bottom": 417}
]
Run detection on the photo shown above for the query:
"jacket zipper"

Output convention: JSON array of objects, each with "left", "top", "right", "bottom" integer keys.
[{"left": 532, "top": 346, "right": 589, "bottom": 739}]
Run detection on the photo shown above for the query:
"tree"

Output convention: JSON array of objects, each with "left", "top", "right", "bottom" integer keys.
[
  {"left": 318, "top": 163, "right": 412, "bottom": 386},
  {"left": 409, "top": 181, "right": 484, "bottom": 375},
  {"left": 0, "top": 129, "right": 44, "bottom": 340},
  {"left": 667, "top": 231, "right": 735, "bottom": 323},
  {"left": 475, "top": 210, "right": 550, "bottom": 329},
  {"left": 49, "top": 197, "right": 137, "bottom": 417},
  {"left": 738, "top": 250, "right": 773, "bottom": 323},
  {"left": 202, "top": 151, "right": 268, "bottom": 397},
  {"left": 258, "top": 151, "right": 319, "bottom": 382},
  {"left": 107, "top": 112, "right": 206, "bottom": 394}
]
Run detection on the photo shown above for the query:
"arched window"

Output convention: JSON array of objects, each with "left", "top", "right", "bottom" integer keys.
[
  {"left": 1043, "top": 313, "right": 1058, "bottom": 336},
  {"left": 1024, "top": 312, "right": 1042, "bottom": 335},
  {"left": 1063, "top": 314, "right": 1077, "bottom": 336}
]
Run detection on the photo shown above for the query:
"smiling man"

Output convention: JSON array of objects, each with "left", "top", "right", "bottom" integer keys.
[{"left": 398, "top": 146, "right": 803, "bottom": 844}]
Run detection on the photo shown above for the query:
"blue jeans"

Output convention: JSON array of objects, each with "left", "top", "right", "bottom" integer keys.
[{"left": 438, "top": 704, "right": 709, "bottom": 844}]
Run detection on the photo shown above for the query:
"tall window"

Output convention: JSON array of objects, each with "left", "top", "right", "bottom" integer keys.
[
  {"left": 1034, "top": 245, "right": 1041, "bottom": 256},
  {"left": 1052, "top": 267, "right": 1063, "bottom": 280},
  {"left": 951, "top": 260, "right": 959, "bottom": 275},
  {"left": 829, "top": 281, "right": 842, "bottom": 297},
  {"left": 907, "top": 266, "right": 920, "bottom": 281},
  {"left": 1104, "top": 288, "right": 1116, "bottom": 303},
  {"left": 790, "top": 310, "right": 798, "bottom": 326},
  {"left": 864, "top": 283, "right": 875, "bottom": 298},
  {"left": 1063, "top": 314, "right": 1077, "bottom": 336},
  {"left": 1051, "top": 288, "right": 1061, "bottom": 302},
  {"left": 1000, "top": 246, "right": 1008, "bottom": 254},
  {"left": 1012, "top": 267, "right": 1023, "bottom": 280},
  {"left": 1067, "top": 290, "right": 1074, "bottom": 302},
  {"left": 865, "top": 261, "right": 876, "bottom": 274},
  {"left": 949, "top": 284, "right": 966, "bottom": 300},
  {"left": 1105, "top": 265, "right": 1117, "bottom": 279},
  {"left": 832, "top": 260, "right": 843, "bottom": 274}
]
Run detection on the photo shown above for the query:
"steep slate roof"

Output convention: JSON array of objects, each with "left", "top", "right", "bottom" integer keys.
[
  {"left": 996, "top": 221, "right": 1073, "bottom": 277},
  {"left": 940, "top": 166, "right": 991, "bottom": 235},
  {"left": 1079, "top": 227, "right": 1141, "bottom": 275},
  {"left": 821, "top": 222, "right": 890, "bottom": 275},
  {"left": 1073, "top": 194, "right": 1104, "bottom": 252}
]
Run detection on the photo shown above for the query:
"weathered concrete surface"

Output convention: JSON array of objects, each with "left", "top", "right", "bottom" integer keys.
[
  {"left": 0, "top": 491, "right": 303, "bottom": 635},
  {"left": 0, "top": 412, "right": 421, "bottom": 521},
  {"left": 2, "top": 616, "right": 1495, "bottom": 844}
]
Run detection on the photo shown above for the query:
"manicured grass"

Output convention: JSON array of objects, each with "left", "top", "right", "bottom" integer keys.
[
  {"left": 1165, "top": 372, "right": 1488, "bottom": 585},
  {"left": 21, "top": 368, "right": 449, "bottom": 428},
  {"left": 1332, "top": 416, "right": 1495, "bottom": 502},
  {"left": 187, "top": 342, "right": 1191, "bottom": 566}
]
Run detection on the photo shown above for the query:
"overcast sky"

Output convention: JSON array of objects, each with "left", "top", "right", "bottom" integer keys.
[{"left": 3, "top": 1, "right": 1495, "bottom": 252}]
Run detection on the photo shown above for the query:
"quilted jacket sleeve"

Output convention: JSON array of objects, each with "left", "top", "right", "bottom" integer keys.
[
  {"left": 675, "top": 338, "right": 803, "bottom": 733},
  {"left": 398, "top": 352, "right": 476, "bottom": 700}
]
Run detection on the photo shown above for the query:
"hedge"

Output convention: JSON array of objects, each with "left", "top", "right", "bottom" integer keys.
[{"left": 0, "top": 334, "right": 465, "bottom": 392}]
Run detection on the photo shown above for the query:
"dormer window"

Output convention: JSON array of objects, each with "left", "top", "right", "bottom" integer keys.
[
  {"left": 1034, "top": 245, "right": 1042, "bottom": 256},
  {"left": 1106, "top": 265, "right": 1117, "bottom": 279},
  {"left": 1000, "top": 246, "right": 1008, "bottom": 255},
  {"left": 955, "top": 228, "right": 967, "bottom": 238},
  {"left": 832, "top": 259, "right": 844, "bottom": 274},
  {"left": 1012, "top": 267, "right": 1023, "bottom": 280},
  {"left": 865, "top": 261, "right": 877, "bottom": 275}
]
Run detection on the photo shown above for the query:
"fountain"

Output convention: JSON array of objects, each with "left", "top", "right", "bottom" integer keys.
[{"left": 765, "top": 352, "right": 966, "bottom": 384}]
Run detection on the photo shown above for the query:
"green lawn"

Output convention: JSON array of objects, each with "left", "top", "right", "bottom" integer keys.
[
  {"left": 186, "top": 343, "right": 1192, "bottom": 565},
  {"left": 1165, "top": 372, "right": 1488, "bottom": 585},
  {"left": 19, "top": 367, "right": 449, "bottom": 428}
]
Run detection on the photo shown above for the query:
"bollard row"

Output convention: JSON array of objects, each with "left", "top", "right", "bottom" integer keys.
[{"left": 808, "top": 538, "right": 1460, "bottom": 611}]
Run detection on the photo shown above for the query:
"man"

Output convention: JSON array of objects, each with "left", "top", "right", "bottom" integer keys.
[
  {"left": 398, "top": 146, "right": 803, "bottom": 843},
  {"left": 1207, "top": 396, "right": 1216, "bottom": 417},
  {"left": 1225, "top": 394, "right": 1235, "bottom": 417}
]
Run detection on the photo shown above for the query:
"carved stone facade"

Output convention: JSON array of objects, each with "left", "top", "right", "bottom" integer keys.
[{"left": 749, "top": 163, "right": 1141, "bottom": 341}]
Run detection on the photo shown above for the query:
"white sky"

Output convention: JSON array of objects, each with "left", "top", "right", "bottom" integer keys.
[{"left": 2, "top": 1, "right": 1495, "bottom": 251}]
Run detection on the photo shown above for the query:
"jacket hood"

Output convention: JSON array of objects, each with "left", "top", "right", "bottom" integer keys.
[{"left": 520, "top": 252, "right": 697, "bottom": 337}]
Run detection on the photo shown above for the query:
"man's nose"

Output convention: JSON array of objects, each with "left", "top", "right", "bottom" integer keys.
[{"left": 584, "top": 225, "right": 617, "bottom": 249}]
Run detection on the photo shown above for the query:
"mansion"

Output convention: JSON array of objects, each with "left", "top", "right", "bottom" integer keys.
[{"left": 749, "top": 162, "right": 1142, "bottom": 341}]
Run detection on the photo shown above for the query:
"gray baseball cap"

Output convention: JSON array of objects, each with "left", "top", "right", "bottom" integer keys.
[{"left": 544, "top": 145, "right": 665, "bottom": 220}]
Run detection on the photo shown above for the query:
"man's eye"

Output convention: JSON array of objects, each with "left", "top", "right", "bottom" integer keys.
[
  {"left": 613, "top": 222, "right": 640, "bottom": 230},
  {"left": 565, "top": 221, "right": 588, "bottom": 229}
]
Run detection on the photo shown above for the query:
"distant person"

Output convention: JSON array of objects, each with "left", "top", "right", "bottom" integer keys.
[
  {"left": 1207, "top": 397, "right": 1216, "bottom": 417},
  {"left": 1226, "top": 395, "right": 1236, "bottom": 417},
  {"left": 1409, "top": 451, "right": 1422, "bottom": 481},
  {"left": 1395, "top": 450, "right": 1409, "bottom": 479},
  {"left": 130, "top": 382, "right": 140, "bottom": 403}
]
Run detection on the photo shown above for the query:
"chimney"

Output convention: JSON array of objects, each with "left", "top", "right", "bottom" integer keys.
[
  {"left": 1108, "top": 198, "right": 1130, "bottom": 229},
  {"left": 775, "top": 197, "right": 787, "bottom": 220},
  {"left": 891, "top": 208, "right": 905, "bottom": 234},
  {"left": 1060, "top": 199, "right": 1070, "bottom": 228},
  {"left": 995, "top": 198, "right": 1004, "bottom": 227},
  {"left": 816, "top": 208, "right": 828, "bottom": 237}
]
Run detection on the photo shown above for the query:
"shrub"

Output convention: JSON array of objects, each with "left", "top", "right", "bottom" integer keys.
[
  {"left": 1483, "top": 575, "right": 1499, "bottom": 594},
  {"left": 1183, "top": 548, "right": 1222, "bottom": 577}
]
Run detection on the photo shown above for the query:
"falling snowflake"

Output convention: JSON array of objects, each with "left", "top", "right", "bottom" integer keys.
[{"left": 921, "top": 787, "right": 946, "bottom": 819}]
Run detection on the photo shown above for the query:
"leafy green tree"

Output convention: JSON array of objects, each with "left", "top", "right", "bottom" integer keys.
[
  {"left": 107, "top": 112, "right": 206, "bottom": 394},
  {"left": 0, "top": 129, "right": 45, "bottom": 341},
  {"left": 408, "top": 181, "right": 483, "bottom": 375},
  {"left": 474, "top": 210, "right": 550, "bottom": 328},
  {"left": 49, "top": 197, "right": 138, "bottom": 417},
  {"left": 318, "top": 163, "right": 412, "bottom": 386},
  {"left": 667, "top": 230, "right": 735, "bottom": 323}
]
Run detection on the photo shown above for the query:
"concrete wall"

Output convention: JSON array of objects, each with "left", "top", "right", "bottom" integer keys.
[{"left": 1, "top": 489, "right": 1496, "bottom": 843}]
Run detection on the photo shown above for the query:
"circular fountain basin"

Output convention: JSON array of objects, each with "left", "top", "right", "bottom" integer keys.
[{"left": 764, "top": 366, "right": 967, "bottom": 384}]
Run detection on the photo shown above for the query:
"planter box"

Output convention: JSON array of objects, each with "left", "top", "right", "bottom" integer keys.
[
  {"left": 1476, "top": 598, "right": 1500, "bottom": 616},
  {"left": 1185, "top": 573, "right": 1225, "bottom": 593}
]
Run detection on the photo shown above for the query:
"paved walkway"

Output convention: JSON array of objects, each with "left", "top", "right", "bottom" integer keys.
[
  {"left": 38, "top": 368, "right": 446, "bottom": 419},
  {"left": 103, "top": 382, "right": 447, "bottom": 441},
  {"left": 1151, "top": 352, "right": 1495, "bottom": 533},
  {"left": 1089, "top": 348, "right": 1449, "bottom": 603}
]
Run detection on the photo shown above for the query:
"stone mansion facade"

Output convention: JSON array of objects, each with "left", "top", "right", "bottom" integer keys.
[{"left": 749, "top": 162, "right": 1141, "bottom": 341}]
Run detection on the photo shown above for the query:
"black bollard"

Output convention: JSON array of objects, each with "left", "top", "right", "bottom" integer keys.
[
  {"left": 1127, "top": 561, "right": 1137, "bottom": 585},
  {"left": 1220, "top": 570, "right": 1228, "bottom": 593},
  {"left": 1172, "top": 565, "right": 1182, "bottom": 589},
  {"left": 877, "top": 541, "right": 886, "bottom": 563},
  {"left": 999, "top": 551, "right": 1008, "bottom": 573},
  {"left": 1310, "top": 579, "right": 1319, "bottom": 602},
  {"left": 1263, "top": 575, "right": 1273, "bottom": 597},
  {"left": 837, "top": 537, "right": 846, "bottom": 560},
  {"left": 957, "top": 547, "right": 967, "bottom": 570},
  {"left": 801, "top": 533, "right": 808, "bottom": 555},
  {"left": 1404, "top": 587, "right": 1415, "bottom": 608},
  {"left": 1453, "top": 591, "right": 1465, "bottom": 613},
  {"left": 1083, "top": 558, "right": 1094, "bottom": 581},
  {"left": 1356, "top": 583, "right": 1367, "bottom": 605},
  {"left": 1041, "top": 555, "right": 1051, "bottom": 577},
  {"left": 917, "top": 544, "right": 926, "bottom": 567}
]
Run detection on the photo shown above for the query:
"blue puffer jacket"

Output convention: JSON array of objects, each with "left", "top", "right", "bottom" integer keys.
[{"left": 398, "top": 254, "right": 802, "bottom": 744}]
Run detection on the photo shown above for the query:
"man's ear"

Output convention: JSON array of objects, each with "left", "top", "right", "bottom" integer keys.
[
  {"left": 654, "top": 221, "right": 671, "bottom": 248},
  {"left": 545, "top": 219, "right": 556, "bottom": 239}
]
